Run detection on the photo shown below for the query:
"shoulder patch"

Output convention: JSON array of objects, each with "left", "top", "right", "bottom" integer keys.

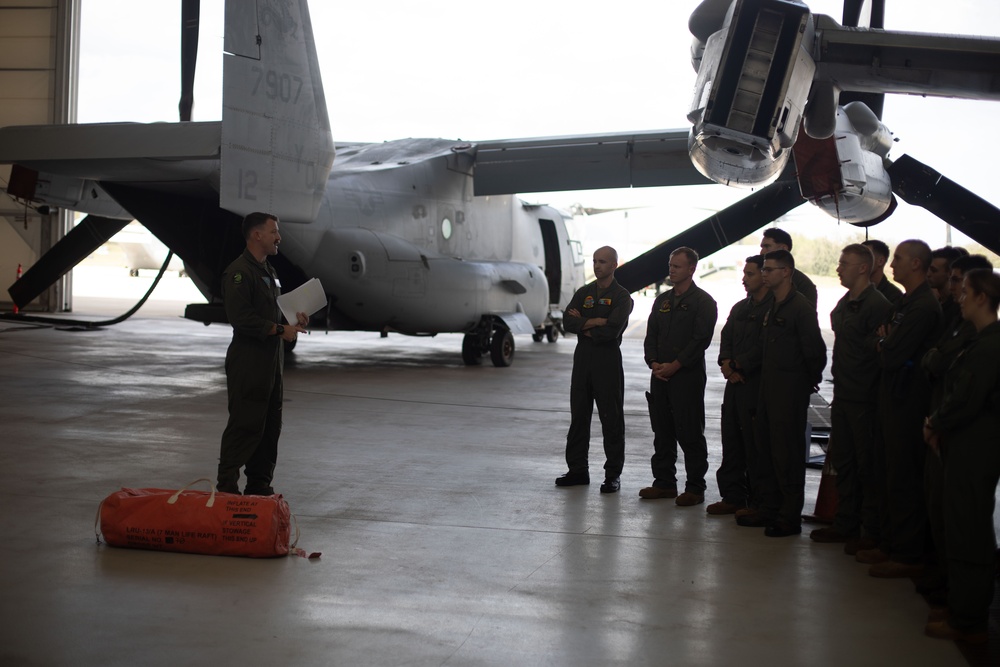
[{"left": 233, "top": 272, "right": 243, "bottom": 285}]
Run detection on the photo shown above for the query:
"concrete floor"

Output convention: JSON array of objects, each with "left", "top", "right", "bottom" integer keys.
[{"left": 0, "top": 285, "right": 974, "bottom": 667}]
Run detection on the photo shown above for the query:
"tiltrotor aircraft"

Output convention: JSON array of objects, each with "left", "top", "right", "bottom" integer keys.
[{"left": 2, "top": 0, "right": 1000, "bottom": 364}]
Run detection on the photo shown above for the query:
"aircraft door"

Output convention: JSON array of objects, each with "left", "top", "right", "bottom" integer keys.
[{"left": 538, "top": 218, "right": 561, "bottom": 304}]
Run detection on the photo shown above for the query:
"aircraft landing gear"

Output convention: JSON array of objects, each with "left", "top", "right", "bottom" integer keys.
[
  {"left": 532, "top": 323, "right": 561, "bottom": 343},
  {"left": 462, "top": 332, "right": 483, "bottom": 366},
  {"left": 490, "top": 328, "right": 514, "bottom": 367},
  {"left": 462, "top": 318, "right": 514, "bottom": 367}
]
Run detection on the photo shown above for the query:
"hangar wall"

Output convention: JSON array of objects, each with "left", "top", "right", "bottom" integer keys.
[{"left": 0, "top": 0, "right": 79, "bottom": 312}]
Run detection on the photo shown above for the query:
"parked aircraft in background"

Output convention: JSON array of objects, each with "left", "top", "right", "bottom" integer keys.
[
  {"left": 112, "top": 222, "right": 187, "bottom": 277},
  {"left": 1, "top": 0, "right": 999, "bottom": 365},
  {"left": 0, "top": 0, "right": 588, "bottom": 367}
]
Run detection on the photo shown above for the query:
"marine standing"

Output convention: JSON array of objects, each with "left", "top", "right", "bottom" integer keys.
[
  {"left": 217, "top": 212, "right": 308, "bottom": 496},
  {"left": 923, "top": 268, "right": 1000, "bottom": 645},
  {"left": 709, "top": 255, "right": 772, "bottom": 515},
  {"left": 760, "top": 228, "right": 817, "bottom": 307},
  {"left": 862, "top": 240, "right": 942, "bottom": 576},
  {"left": 739, "top": 249, "right": 826, "bottom": 536},
  {"left": 640, "top": 247, "right": 718, "bottom": 506},
  {"left": 927, "top": 246, "right": 965, "bottom": 327},
  {"left": 556, "top": 246, "right": 634, "bottom": 493},
  {"left": 919, "top": 254, "right": 992, "bottom": 600},
  {"left": 862, "top": 239, "right": 904, "bottom": 305},
  {"left": 809, "top": 244, "right": 891, "bottom": 545}
]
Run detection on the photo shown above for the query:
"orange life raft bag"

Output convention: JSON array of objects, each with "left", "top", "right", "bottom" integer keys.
[{"left": 96, "top": 478, "right": 293, "bottom": 558}]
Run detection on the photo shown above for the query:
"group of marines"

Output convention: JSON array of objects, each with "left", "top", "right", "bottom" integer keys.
[{"left": 556, "top": 228, "right": 1000, "bottom": 644}]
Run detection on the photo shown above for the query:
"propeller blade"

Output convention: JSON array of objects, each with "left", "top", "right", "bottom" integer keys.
[
  {"left": 888, "top": 154, "right": 1000, "bottom": 255},
  {"left": 837, "top": 0, "right": 885, "bottom": 117},
  {"left": 615, "top": 180, "right": 806, "bottom": 292},
  {"left": 8, "top": 215, "right": 129, "bottom": 309},
  {"left": 179, "top": 0, "right": 200, "bottom": 122}
]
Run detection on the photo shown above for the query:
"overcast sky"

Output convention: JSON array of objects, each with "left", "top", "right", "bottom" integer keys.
[{"left": 77, "top": 0, "right": 1000, "bottom": 252}]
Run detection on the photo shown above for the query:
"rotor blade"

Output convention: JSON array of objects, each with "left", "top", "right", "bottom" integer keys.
[
  {"left": 615, "top": 180, "right": 806, "bottom": 293},
  {"left": 888, "top": 154, "right": 1000, "bottom": 255},
  {"left": 179, "top": 0, "right": 200, "bottom": 122},
  {"left": 837, "top": 0, "right": 885, "bottom": 117},
  {"left": 8, "top": 215, "right": 129, "bottom": 309}
]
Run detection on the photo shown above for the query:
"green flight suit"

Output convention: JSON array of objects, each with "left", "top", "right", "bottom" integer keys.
[
  {"left": 563, "top": 278, "right": 634, "bottom": 479},
  {"left": 878, "top": 282, "right": 942, "bottom": 562},
  {"left": 217, "top": 248, "right": 286, "bottom": 494},
  {"left": 876, "top": 275, "right": 904, "bottom": 305},
  {"left": 716, "top": 290, "right": 773, "bottom": 507},
  {"left": 829, "top": 284, "right": 892, "bottom": 539},
  {"left": 922, "top": 317, "right": 977, "bottom": 571},
  {"left": 927, "top": 321, "right": 1000, "bottom": 634},
  {"left": 791, "top": 270, "right": 818, "bottom": 308},
  {"left": 644, "top": 282, "right": 718, "bottom": 494},
  {"left": 755, "top": 290, "right": 827, "bottom": 526}
]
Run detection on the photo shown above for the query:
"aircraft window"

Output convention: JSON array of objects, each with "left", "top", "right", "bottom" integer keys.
[
  {"left": 570, "top": 239, "right": 585, "bottom": 265},
  {"left": 441, "top": 218, "right": 452, "bottom": 240}
]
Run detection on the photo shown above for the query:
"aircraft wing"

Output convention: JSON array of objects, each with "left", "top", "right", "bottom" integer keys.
[
  {"left": 0, "top": 121, "right": 221, "bottom": 177},
  {"left": 812, "top": 16, "right": 1000, "bottom": 101},
  {"left": 0, "top": 121, "right": 222, "bottom": 217},
  {"left": 472, "top": 129, "right": 711, "bottom": 196}
]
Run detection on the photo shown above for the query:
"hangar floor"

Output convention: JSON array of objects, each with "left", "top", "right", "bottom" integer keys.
[{"left": 0, "top": 284, "right": 986, "bottom": 666}]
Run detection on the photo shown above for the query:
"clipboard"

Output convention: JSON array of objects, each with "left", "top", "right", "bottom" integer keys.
[{"left": 276, "top": 277, "right": 327, "bottom": 324}]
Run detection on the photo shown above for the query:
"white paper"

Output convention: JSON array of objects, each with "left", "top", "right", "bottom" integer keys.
[{"left": 276, "top": 277, "right": 327, "bottom": 325}]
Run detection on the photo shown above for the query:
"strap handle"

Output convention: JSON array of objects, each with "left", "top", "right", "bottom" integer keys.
[{"left": 167, "top": 478, "right": 217, "bottom": 508}]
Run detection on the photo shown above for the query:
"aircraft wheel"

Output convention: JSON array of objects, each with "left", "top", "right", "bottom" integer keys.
[
  {"left": 462, "top": 334, "right": 482, "bottom": 366},
  {"left": 545, "top": 325, "right": 559, "bottom": 343},
  {"left": 129, "top": 269, "right": 139, "bottom": 277},
  {"left": 490, "top": 328, "right": 515, "bottom": 367},
  {"left": 532, "top": 331, "right": 544, "bottom": 342}
]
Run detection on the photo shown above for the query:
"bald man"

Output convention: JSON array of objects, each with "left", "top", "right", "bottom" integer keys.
[{"left": 556, "top": 246, "right": 634, "bottom": 493}]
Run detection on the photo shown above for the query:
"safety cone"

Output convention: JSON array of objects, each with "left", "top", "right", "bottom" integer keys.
[
  {"left": 802, "top": 454, "right": 838, "bottom": 523},
  {"left": 12, "top": 263, "right": 21, "bottom": 314}
]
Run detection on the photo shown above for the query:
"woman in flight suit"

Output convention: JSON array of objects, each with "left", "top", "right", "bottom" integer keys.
[{"left": 923, "top": 268, "right": 1000, "bottom": 644}]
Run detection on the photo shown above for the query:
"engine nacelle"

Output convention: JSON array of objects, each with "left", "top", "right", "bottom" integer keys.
[
  {"left": 793, "top": 101, "right": 896, "bottom": 225},
  {"left": 687, "top": 0, "right": 815, "bottom": 188}
]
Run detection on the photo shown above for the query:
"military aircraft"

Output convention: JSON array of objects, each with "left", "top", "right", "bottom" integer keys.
[
  {"left": 0, "top": 0, "right": 590, "bottom": 367},
  {"left": 2, "top": 0, "right": 999, "bottom": 362},
  {"left": 113, "top": 222, "right": 187, "bottom": 278}
]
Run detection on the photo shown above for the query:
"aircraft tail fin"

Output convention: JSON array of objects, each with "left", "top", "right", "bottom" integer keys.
[{"left": 221, "top": 0, "right": 334, "bottom": 222}]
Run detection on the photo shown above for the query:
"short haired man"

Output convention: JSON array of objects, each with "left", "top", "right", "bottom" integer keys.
[
  {"left": 217, "top": 212, "right": 308, "bottom": 495},
  {"left": 709, "top": 255, "right": 773, "bottom": 515},
  {"left": 640, "top": 247, "right": 718, "bottom": 505},
  {"left": 761, "top": 228, "right": 817, "bottom": 307},
  {"left": 810, "top": 244, "right": 891, "bottom": 545},
  {"left": 556, "top": 246, "right": 634, "bottom": 493},
  {"left": 738, "top": 249, "right": 826, "bottom": 536},
  {"left": 862, "top": 240, "right": 942, "bottom": 576},
  {"left": 948, "top": 255, "right": 993, "bottom": 305},
  {"left": 862, "top": 239, "right": 903, "bottom": 305},
  {"left": 928, "top": 246, "right": 965, "bottom": 325}
]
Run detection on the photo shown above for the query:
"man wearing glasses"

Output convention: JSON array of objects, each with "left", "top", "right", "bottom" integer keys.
[
  {"left": 738, "top": 250, "right": 826, "bottom": 536},
  {"left": 760, "top": 228, "right": 817, "bottom": 308}
]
